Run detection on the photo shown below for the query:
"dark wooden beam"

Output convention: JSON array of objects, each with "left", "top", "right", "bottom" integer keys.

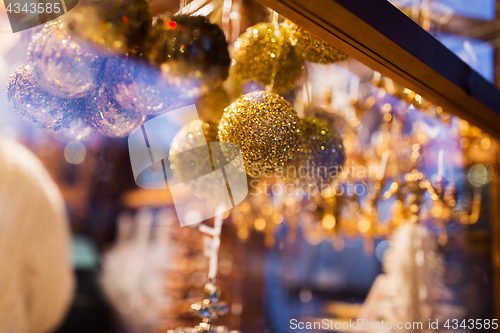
[{"left": 255, "top": 0, "right": 500, "bottom": 138}]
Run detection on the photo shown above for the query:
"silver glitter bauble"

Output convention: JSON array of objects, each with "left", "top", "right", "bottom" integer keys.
[
  {"left": 7, "top": 65, "right": 73, "bottom": 129},
  {"left": 86, "top": 85, "right": 146, "bottom": 137},
  {"left": 27, "top": 22, "right": 104, "bottom": 98},
  {"left": 105, "top": 56, "right": 183, "bottom": 115},
  {"left": 169, "top": 119, "right": 219, "bottom": 181},
  {"left": 51, "top": 102, "right": 95, "bottom": 141}
]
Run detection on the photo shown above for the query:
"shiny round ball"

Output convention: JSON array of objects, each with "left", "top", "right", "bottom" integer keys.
[
  {"left": 219, "top": 91, "right": 301, "bottom": 175},
  {"left": 64, "top": 0, "right": 151, "bottom": 55},
  {"left": 284, "top": 20, "right": 347, "bottom": 64},
  {"left": 169, "top": 120, "right": 219, "bottom": 183},
  {"left": 27, "top": 22, "right": 104, "bottom": 98},
  {"left": 293, "top": 117, "right": 345, "bottom": 185},
  {"left": 7, "top": 66, "right": 73, "bottom": 129},
  {"left": 168, "top": 120, "right": 225, "bottom": 202},
  {"left": 86, "top": 85, "right": 146, "bottom": 137},
  {"left": 105, "top": 56, "right": 181, "bottom": 115},
  {"left": 51, "top": 101, "right": 95, "bottom": 142},
  {"left": 146, "top": 15, "right": 231, "bottom": 100},
  {"left": 231, "top": 23, "right": 304, "bottom": 95}
]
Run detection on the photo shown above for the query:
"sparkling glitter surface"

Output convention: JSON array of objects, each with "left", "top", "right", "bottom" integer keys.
[
  {"left": 218, "top": 91, "right": 301, "bottom": 175},
  {"left": 284, "top": 20, "right": 347, "bottom": 64},
  {"left": 105, "top": 56, "right": 182, "bottom": 115},
  {"left": 291, "top": 117, "right": 346, "bottom": 185},
  {"left": 146, "top": 15, "right": 231, "bottom": 100},
  {"left": 63, "top": 0, "right": 151, "bottom": 55},
  {"left": 51, "top": 100, "right": 95, "bottom": 141},
  {"left": 86, "top": 85, "right": 146, "bottom": 137},
  {"left": 28, "top": 22, "right": 104, "bottom": 98},
  {"left": 7, "top": 65, "right": 73, "bottom": 129},
  {"left": 230, "top": 23, "right": 304, "bottom": 95},
  {"left": 169, "top": 120, "right": 220, "bottom": 199}
]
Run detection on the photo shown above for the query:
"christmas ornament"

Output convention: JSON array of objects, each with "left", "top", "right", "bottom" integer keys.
[
  {"left": 102, "top": 210, "right": 189, "bottom": 330},
  {"left": 51, "top": 103, "right": 95, "bottom": 142},
  {"left": 230, "top": 23, "right": 304, "bottom": 94},
  {"left": 196, "top": 85, "right": 231, "bottom": 123},
  {"left": 146, "top": 15, "right": 231, "bottom": 101},
  {"left": 291, "top": 117, "right": 346, "bottom": 185},
  {"left": 218, "top": 91, "right": 301, "bottom": 175},
  {"left": 188, "top": 283, "right": 229, "bottom": 333},
  {"left": 27, "top": 22, "right": 103, "bottom": 99},
  {"left": 64, "top": 0, "right": 151, "bottom": 55},
  {"left": 166, "top": 211, "right": 239, "bottom": 333},
  {"left": 86, "top": 85, "right": 146, "bottom": 138},
  {"left": 104, "top": 56, "right": 181, "bottom": 115},
  {"left": 360, "top": 223, "right": 463, "bottom": 332},
  {"left": 7, "top": 66, "right": 72, "bottom": 129},
  {"left": 284, "top": 20, "right": 347, "bottom": 64},
  {"left": 169, "top": 120, "right": 221, "bottom": 199}
]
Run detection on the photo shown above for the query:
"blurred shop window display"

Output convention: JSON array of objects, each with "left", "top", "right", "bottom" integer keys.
[{"left": 0, "top": 0, "right": 497, "bottom": 333}]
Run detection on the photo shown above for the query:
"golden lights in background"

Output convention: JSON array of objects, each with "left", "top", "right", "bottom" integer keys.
[{"left": 229, "top": 68, "right": 493, "bottom": 254}]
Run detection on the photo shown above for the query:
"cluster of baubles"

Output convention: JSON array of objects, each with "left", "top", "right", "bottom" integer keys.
[
  {"left": 7, "top": 0, "right": 230, "bottom": 141},
  {"left": 7, "top": 0, "right": 347, "bottom": 182},
  {"left": 170, "top": 91, "right": 346, "bottom": 187},
  {"left": 230, "top": 20, "right": 348, "bottom": 94}
]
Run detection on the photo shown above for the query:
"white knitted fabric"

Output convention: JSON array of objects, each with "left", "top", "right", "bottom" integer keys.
[{"left": 0, "top": 136, "right": 74, "bottom": 333}]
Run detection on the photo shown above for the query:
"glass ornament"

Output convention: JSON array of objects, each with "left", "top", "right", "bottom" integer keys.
[
  {"left": 86, "top": 85, "right": 146, "bottom": 137},
  {"left": 7, "top": 65, "right": 73, "bottom": 129},
  {"left": 27, "top": 22, "right": 104, "bottom": 98}
]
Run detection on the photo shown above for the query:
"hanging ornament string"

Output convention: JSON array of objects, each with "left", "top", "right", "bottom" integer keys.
[
  {"left": 197, "top": 205, "right": 225, "bottom": 281},
  {"left": 304, "top": 65, "right": 312, "bottom": 106},
  {"left": 267, "top": 10, "right": 283, "bottom": 92},
  {"left": 180, "top": 0, "right": 187, "bottom": 12},
  {"left": 193, "top": 0, "right": 223, "bottom": 17},
  {"left": 230, "top": 0, "right": 242, "bottom": 44},
  {"left": 221, "top": 0, "right": 232, "bottom": 40},
  {"left": 176, "top": 0, "right": 210, "bottom": 15}
]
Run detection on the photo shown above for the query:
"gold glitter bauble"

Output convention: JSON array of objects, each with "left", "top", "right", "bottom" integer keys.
[
  {"left": 230, "top": 23, "right": 304, "bottom": 95},
  {"left": 288, "top": 117, "right": 345, "bottom": 185},
  {"left": 64, "top": 0, "right": 151, "bottom": 55},
  {"left": 196, "top": 85, "right": 231, "bottom": 123},
  {"left": 218, "top": 91, "right": 301, "bottom": 176},
  {"left": 284, "top": 20, "right": 347, "bottom": 64},
  {"left": 169, "top": 120, "right": 219, "bottom": 183}
]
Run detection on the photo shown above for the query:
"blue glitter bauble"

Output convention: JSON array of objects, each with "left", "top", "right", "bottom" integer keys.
[
  {"left": 86, "top": 85, "right": 146, "bottom": 137},
  {"left": 7, "top": 65, "right": 73, "bottom": 129},
  {"left": 104, "top": 56, "right": 184, "bottom": 115},
  {"left": 27, "top": 22, "right": 104, "bottom": 98},
  {"left": 50, "top": 100, "right": 95, "bottom": 141},
  {"left": 51, "top": 117, "right": 95, "bottom": 142}
]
